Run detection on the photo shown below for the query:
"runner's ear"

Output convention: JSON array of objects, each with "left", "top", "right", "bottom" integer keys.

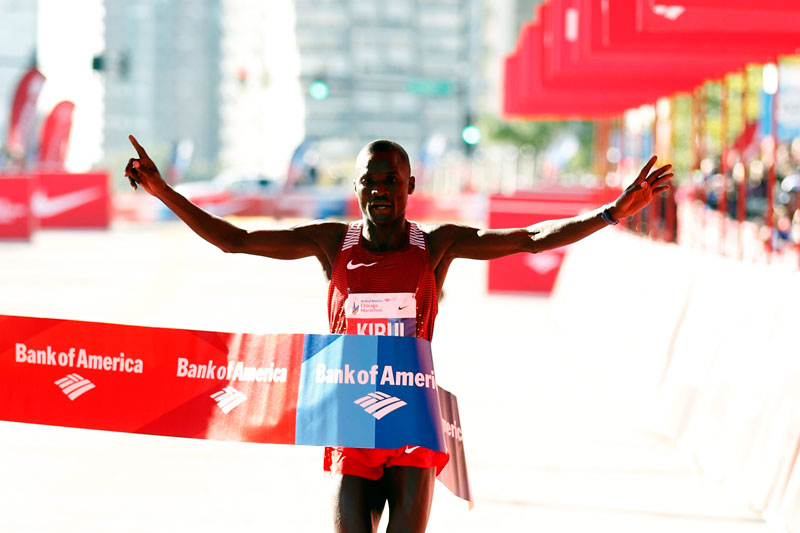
[{"left": 408, "top": 175, "right": 415, "bottom": 195}]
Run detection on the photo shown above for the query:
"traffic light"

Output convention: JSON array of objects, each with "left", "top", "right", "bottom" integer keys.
[
  {"left": 461, "top": 115, "right": 481, "bottom": 156},
  {"left": 461, "top": 111, "right": 481, "bottom": 154},
  {"left": 309, "top": 80, "right": 330, "bottom": 100},
  {"left": 461, "top": 125, "right": 481, "bottom": 146}
]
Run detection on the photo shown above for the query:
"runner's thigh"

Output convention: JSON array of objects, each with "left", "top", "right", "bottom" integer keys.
[
  {"left": 384, "top": 465, "right": 436, "bottom": 533},
  {"left": 333, "top": 473, "right": 386, "bottom": 533}
]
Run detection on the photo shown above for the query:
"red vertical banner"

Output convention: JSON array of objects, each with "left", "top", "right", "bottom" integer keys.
[
  {"left": 766, "top": 63, "right": 779, "bottom": 250},
  {"left": 5, "top": 67, "right": 45, "bottom": 164},
  {"left": 738, "top": 70, "right": 750, "bottom": 231},
  {"left": 650, "top": 102, "right": 660, "bottom": 240},
  {"left": 38, "top": 101, "right": 75, "bottom": 169},
  {"left": 719, "top": 79, "right": 729, "bottom": 253}
]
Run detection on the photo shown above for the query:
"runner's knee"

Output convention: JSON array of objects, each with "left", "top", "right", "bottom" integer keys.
[{"left": 384, "top": 466, "right": 436, "bottom": 533}]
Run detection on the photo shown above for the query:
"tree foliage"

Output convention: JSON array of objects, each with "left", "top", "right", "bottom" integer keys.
[{"left": 478, "top": 115, "right": 594, "bottom": 171}]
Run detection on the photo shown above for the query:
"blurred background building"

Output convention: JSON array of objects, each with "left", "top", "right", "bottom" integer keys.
[
  {"left": 217, "top": 1, "right": 303, "bottom": 179},
  {"left": 0, "top": 0, "right": 544, "bottom": 184},
  {"left": 0, "top": 0, "right": 38, "bottom": 150},
  {"left": 294, "top": 0, "right": 483, "bottom": 175},
  {"left": 479, "top": 0, "right": 538, "bottom": 114},
  {"left": 103, "top": 0, "right": 223, "bottom": 179}
]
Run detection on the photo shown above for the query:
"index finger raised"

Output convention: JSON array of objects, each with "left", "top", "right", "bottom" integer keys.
[{"left": 128, "top": 135, "right": 151, "bottom": 161}]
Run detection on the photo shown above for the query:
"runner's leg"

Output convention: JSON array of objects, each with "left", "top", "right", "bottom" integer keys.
[
  {"left": 383, "top": 465, "right": 436, "bottom": 533},
  {"left": 333, "top": 474, "right": 386, "bottom": 533}
]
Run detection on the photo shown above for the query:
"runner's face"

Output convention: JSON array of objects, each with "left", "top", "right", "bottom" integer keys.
[{"left": 354, "top": 150, "right": 415, "bottom": 224}]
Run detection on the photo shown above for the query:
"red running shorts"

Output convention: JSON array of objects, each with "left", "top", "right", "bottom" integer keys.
[{"left": 324, "top": 445, "right": 449, "bottom": 480}]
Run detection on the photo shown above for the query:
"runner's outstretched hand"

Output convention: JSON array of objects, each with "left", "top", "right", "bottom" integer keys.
[
  {"left": 125, "top": 135, "right": 168, "bottom": 197},
  {"left": 608, "top": 156, "right": 673, "bottom": 219}
]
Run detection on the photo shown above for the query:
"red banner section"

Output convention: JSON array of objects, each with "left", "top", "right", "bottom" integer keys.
[
  {"left": 0, "top": 175, "right": 35, "bottom": 240},
  {"left": 1, "top": 315, "right": 295, "bottom": 440},
  {"left": 487, "top": 186, "right": 614, "bottom": 295},
  {"left": 33, "top": 172, "right": 111, "bottom": 228}
]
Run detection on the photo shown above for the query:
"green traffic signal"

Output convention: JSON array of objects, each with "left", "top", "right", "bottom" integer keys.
[
  {"left": 309, "top": 80, "right": 330, "bottom": 100},
  {"left": 461, "top": 125, "right": 481, "bottom": 145}
]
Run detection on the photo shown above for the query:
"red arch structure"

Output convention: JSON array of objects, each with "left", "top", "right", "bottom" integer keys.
[
  {"left": 504, "top": 0, "right": 800, "bottom": 258},
  {"left": 502, "top": 2, "right": 800, "bottom": 530},
  {"left": 504, "top": 0, "right": 800, "bottom": 118}
]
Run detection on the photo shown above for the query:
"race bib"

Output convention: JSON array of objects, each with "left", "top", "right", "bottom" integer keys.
[{"left": 344, "top": 293, "right": 416, "bottom": 337}]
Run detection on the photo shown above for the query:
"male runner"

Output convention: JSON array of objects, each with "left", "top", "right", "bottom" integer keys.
[{"left": 125, "top": 135, "right": 672, "bottom": 532}]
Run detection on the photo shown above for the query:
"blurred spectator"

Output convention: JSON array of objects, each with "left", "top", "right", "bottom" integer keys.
[
  {"left": 773, "top": 205, "right": 793, "bottom": 250},
  {"left": 792, "top": 208, "right": 800, "bottom": 245}
]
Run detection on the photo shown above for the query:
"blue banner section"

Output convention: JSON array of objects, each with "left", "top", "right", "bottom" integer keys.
[
  {"left": 373, "top": 337, "right": 443, "bottom": 452},
  {"left": 295, "top": 335, "right": 446, "bottom": 453},
  {"left": 296, "top": 335, "right": 378, "bottom": 448}
]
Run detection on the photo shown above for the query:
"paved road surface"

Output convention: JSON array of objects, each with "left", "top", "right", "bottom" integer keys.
[{"left": 0, "top": 220, "right": 770, "bottom": 532}]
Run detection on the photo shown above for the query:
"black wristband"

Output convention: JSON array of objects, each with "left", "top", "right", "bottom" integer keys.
[{"left": 600, "top": 207, "right": 619, "bottom": 225}]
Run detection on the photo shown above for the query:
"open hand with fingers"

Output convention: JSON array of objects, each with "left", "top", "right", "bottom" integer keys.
[
  {"left": 125, "top": 135, "right": 167, "bottom": 197},
  {"left": 607, "top": 156, "right": 673, "bottom": 220}
]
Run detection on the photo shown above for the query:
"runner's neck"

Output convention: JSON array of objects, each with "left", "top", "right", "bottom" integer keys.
[{"left": 360, "top": 218, "right": 408, "bottom": 252}]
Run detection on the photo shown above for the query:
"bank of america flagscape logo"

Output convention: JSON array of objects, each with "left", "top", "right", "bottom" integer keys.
[
  {"left": 54, "top": 374, "right": 95, "bottom": 400},
  {"left": 210, "top": 386, "right": 247, "bottom": 414},
  {"left": 354, "top": 391, "right": 407, "bottom": 420}
]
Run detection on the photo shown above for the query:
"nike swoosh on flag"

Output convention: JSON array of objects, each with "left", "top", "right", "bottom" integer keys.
[
  {"left": 32, "top": 187, "right": 104, "bottom": 218},
  {"left": 347, "top": 260, "right": 377, "bottom": 270}
]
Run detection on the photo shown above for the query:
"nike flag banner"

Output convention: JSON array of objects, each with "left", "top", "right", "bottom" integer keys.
[
  {"left": 38, "top": 100, "right": 75, "bottom": 169},
  {"left": 6, "top": 67, "right": 45, "bottom": 161},
  {"left": 0, "top": 314, "right": 471, "bottom": 504}
]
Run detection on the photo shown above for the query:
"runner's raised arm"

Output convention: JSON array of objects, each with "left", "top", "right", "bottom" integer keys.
[
  {"left": 425, "top": 155, "right": 673, "bottom": 265},
  {"left": 125, "top": 135, "right": 344, "bottom": 268}
]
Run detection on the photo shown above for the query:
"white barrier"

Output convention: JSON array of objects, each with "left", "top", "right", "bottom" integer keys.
[
  {"left": 551, "top": 227, "right": 800, "bottom": 530},
  {"left": 551, "top": 229, "right": 692, "bottom": 405}
]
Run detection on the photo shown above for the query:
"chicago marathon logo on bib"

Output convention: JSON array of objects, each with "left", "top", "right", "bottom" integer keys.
[{"left": 344, "top": 292, "right": 416, "bottom": 337}]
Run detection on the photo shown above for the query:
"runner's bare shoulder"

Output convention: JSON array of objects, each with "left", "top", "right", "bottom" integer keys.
[
  {"left": 415, "top": 222, "right": 477, "bottom": 261},
  {"left": 419, "top": 222, "right": 478, "bottom": 244},
  {"left": 291, "top": 219, "right": 348, "bottom": 256}
]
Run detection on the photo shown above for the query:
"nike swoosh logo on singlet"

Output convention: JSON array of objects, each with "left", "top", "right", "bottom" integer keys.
[
  {"left": 404, "top": 446, "right": 421, "bottom": 454},
  {"left": 347, "top": 260, "right": 378, "bottom": 270}
]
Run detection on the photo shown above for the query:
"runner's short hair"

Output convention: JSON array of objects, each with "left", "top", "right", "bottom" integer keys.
[{"left": 357, "top": 140, "right": 410, "bottom": 175}]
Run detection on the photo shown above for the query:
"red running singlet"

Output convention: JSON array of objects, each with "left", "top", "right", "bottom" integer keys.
[
  {"left": 327, "top": 220, "right": 438, "bottom": 341},
  {"left": 324, "top": 220, "right": 448, "bottom": 480}
]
